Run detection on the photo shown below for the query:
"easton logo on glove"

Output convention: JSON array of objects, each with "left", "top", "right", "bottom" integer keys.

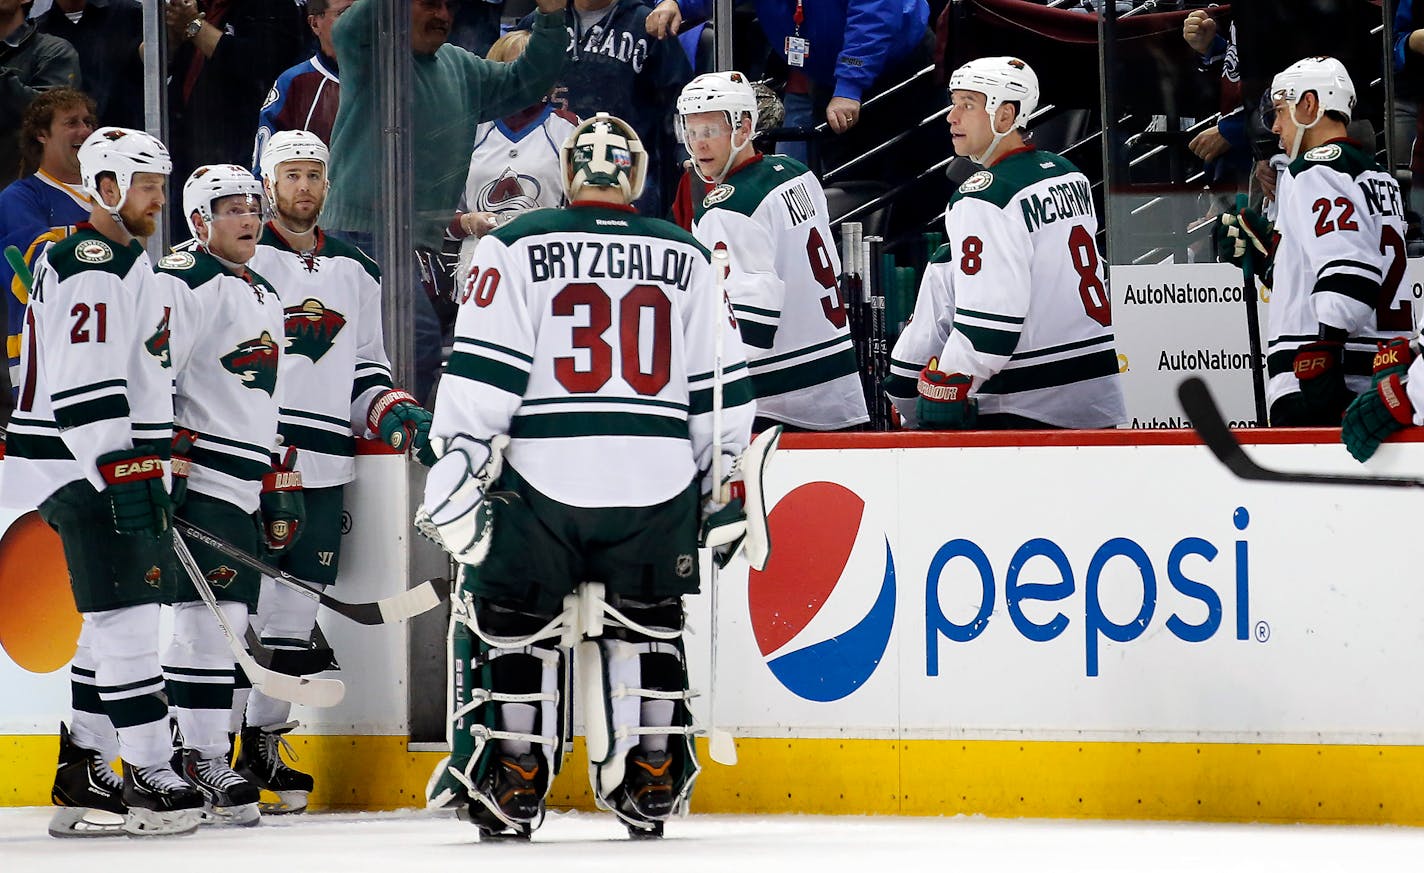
[{"left": 100, "top": 456, "right": 163, "bottom": 481}]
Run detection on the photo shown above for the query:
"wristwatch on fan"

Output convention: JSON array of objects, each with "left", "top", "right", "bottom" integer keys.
[{"left": 184, "top": 13, "right": 205, "bottom": 39}]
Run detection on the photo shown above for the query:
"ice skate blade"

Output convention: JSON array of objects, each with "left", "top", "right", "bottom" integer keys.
[
  {"left": 626, "top": 819, "right": 665, "bottom": 840},
  {"left": 258, "top": 790, "right": 309, "bottom": 814},
  {"left": 48, "top": 806, "right": 126, "bottom": 838},
  {"left": 200, "top": 801, "right": 261, "bottom": 827},
  {"left": 457, "top": 803, "right": 534, "bottom": 841},
  {"left": 122, "top": 807, "right": 202, "bottom": 837}
]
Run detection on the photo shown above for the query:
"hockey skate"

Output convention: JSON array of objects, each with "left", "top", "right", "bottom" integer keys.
[
  {"left": 176, "top": 748, "right": 261, "bottom": 826},
  {"left": 460, "top": 752, "right": 544, "bottom": 841},
  {"left": 121, "top": 762, "right": 204, "bottom": 836},
  {"left": 615, "top": 749, "right": 675, "bottom": 840},
  {"left": 48, "top": 723, "right": 127, "bottom": 838},
  {"left": 234, "top": 722, "right": 313, "bottom": 813}
]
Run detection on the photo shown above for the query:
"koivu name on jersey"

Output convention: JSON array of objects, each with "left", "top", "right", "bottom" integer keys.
[
  {"left": 1020, "top": 177, "right": 1094, "bottom": 233},
  {"left": 526, "top": 240, "right": 693, "bottom": 291},
  {"left": 779, "top": 181, "right": 817, "bottom": 226}
]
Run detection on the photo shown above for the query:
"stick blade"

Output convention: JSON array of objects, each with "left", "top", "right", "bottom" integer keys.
[
  {"left": 375, "top": 579, "right": 448, "bottom": 624},
  {"left": 248, "top": 666, "right": 345, "bottom": 708},
  {"left": 707, "top": 729, "right": 738, "bottom": 766}
]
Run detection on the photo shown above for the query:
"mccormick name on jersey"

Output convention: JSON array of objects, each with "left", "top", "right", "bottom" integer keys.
[
  {"left": 525, "top": 238, "right": 693, "bottom": 291},
  {"left": 1020, "top": 178, "right": 1093, "bottom": 233}
]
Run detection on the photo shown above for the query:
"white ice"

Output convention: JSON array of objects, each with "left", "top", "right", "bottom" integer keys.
[{"left": 4, "top": 807, "right": 1423, "bottom": 872}]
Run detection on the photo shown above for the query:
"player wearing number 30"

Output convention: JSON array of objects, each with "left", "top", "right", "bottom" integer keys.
[
  {"left": 884, "top": 57, "right": 1125, "bottom": 429},
  {"left": 1218, "top": 57, "right": 1409, "bottom": 426},
  {"left": 419, "top": 113, "right": 756, "bottom": 840},
  {"left": 676, "top": 71, "right": 867, "bottom": 431}
]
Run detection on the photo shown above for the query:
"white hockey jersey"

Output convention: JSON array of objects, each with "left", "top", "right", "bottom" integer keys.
[
  {"left": 689, "top": 154, "right": 867, "bottom": 430},
  {"left": 157, "top": 247, "right": 286, "bottom": 514},
  {"left": 249, "top": 225, "right": 393, "bottom": 488},
  {"left": 891, "top": 148, "right": 1124, "bottom": 428},
  {"left": 430, "top": 202, "right": 755, "bottom": 509},
  {"left": 2, "top": 227, "right": 174, "bottom": 506},
  {"left": 1266, "top": 139, "right": 1411, "bottom": 407}
]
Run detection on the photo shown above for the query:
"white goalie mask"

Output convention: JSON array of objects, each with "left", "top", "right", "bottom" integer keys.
[
  {"left": 77, "top": 127, "right": 172, "bottom": 220},
  {"left": 182, "top": 164, "right": 265, "bottom": 243},
  {"left": 949, "top": 56, "right": 1040, "bottom": 164},
  {"left": 676, "top": 71, "right": 759, "bottom": 184},
  {"left": 560, "top": 113, "right": 648, "bottom": 203},
  {"left": 1268, "top": 56, "right": 1356, "bottom": 159}
]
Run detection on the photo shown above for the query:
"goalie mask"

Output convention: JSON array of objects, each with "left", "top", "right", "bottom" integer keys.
[
  {"left": 182, "top": 163, "right": 265, "bottom": 243},
  {"left": 676, "top": 71, "right": 758, "bottom": 184},
  {"left": 948, "top": 56, "right": 1039, "bottom": 164},
  {"left": 560, "top": 113, "right": 648, "bottom": 203},
  {"left": 1268, "top": 56, "right": 1356, "bottom": 159},
  {"left": 78, "top": 127, "right": 172, "bottom": 221}
]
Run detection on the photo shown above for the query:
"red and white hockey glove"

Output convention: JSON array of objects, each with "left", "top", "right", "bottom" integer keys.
[{"left": 915, "top": 358, "right": 977, "bottom": 430}]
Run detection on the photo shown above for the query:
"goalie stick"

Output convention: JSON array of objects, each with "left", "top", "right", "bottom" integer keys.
[
  {"left": 705, "top": 248, "right": 738, "bottom": 767},
  {"left": 172, "top": 531, "right": 345, "bottom": 707},
  {"left": 1178, "top": 376, "right": 1424, "bottom": 489},
  {"left": 176, "top": 517, "right": 448, "bottom": 625}
]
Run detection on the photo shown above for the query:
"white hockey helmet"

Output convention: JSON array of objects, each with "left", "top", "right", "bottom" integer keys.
[
  {"left": 77, "top": 126, "right": 172, "bottom": 219},
  {"left": 182, "top": 164, "right": 265, "bottom": 242},
  {"left": 1269, "top": 56, "right": 1355, "bottom": 158},
  {"left": 259, "top": 129, "right": 329, "bottom": 187},
  {"left": 949, "top": 56, "right": 1040, "bottom": 130},
  {"left": 560, "top": 113, "right": 648, "bottom": 203},
  {"left": 676, "top": 71, "right": 759, "bottom": 183}
]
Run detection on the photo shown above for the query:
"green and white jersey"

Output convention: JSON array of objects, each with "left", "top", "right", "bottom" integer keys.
[
  {"left": 1267, "top": 139, "right": 1411, "bottom": 407},
  {"left": 2, "top": 226, "right": 174, "bottom": 506},
  {"left": 690, "top": 155, "right": 867, "bottom": 430},
  {"left": 903, "top": 147, "right": 1123, "bottom": 428},
  {"left": 250, "top": 225, "right": 393, "bottom": 488},
  {"left": 158, "top": 247, "right": 286, "bottom": 514},
  {"left": 431, "top": 202, "right": 755, "bottom": 509}
]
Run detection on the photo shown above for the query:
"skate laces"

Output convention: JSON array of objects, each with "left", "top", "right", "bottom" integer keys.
[
  {"left": 134, "top": 764, "right": 191, "bottom": 793},
  {"left": 89, "top": 752, "right": 124, "bottom": 792},
  {"left": 194, "top": 756, "right": 249, "bottom": 790},
  {"left": 260, "top": 721, "right": 301, "bottom": 768}
]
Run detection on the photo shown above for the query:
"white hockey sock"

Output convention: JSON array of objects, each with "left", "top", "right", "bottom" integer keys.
[
  {"left": 641, "top": 700, "right": 673, "bottom": 754},
  {"left": 164, "top": 601, "right": 245, "bottom": 758},
  {"left": 88, "top": 604, "right": 169, "bottom": 768},
  {"left": 498, "top": 703, "right": 536, "bottom": 755}
]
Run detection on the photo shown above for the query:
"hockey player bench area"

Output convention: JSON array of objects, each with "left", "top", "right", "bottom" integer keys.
[{"left": 6, "top": 427, "right": 1424, "bottom": 826}]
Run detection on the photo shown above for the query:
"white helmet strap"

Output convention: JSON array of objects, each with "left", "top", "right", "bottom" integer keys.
[
  {"left": 971, "top": 105, "right": 1019, "bottom": 166},
  {"left": 1285, "top": 96, "right": 1325, "bottom": 160}
]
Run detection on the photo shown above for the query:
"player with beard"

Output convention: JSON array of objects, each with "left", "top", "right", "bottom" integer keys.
[
  {"left": 232, "top": 131, "right": 431, "bottom": 813},
  {"left": 155, "top": 165, "right": 294, "bottom": 827},
  {"left": 2, "top": 127, "right": 205, "bottom": 838}
]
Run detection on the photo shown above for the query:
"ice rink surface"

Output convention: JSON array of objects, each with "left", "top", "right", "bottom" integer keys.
[{"left": 3, "top": 807, "right": 1423, "bottom": 872}]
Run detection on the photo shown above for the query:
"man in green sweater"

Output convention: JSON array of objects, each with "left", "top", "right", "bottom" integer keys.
[{"left": 325, "top": 0, "right": 570, "bottom": 401}]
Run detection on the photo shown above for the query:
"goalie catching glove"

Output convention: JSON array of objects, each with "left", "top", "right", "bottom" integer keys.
[
  {"left": 261, "top": 446, "right": 305, "bottom": 554},
  {"left": 699, "top": 426, "right": 781, "bottom": 570},
  {"left": 368, "top": 388, "right": 434, "bottom": 464},
  {"left": 415, "top": 433, "right": 508, "bottom": 566}
]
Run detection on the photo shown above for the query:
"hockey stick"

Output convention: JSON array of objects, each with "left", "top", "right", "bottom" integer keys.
[
  {"left": 176, "top": 517, "right": 448, "bottom": 625},
  {"left": 706, "top": 248, "right": 738, "bottom": 767},
  {"left": 1232, "top": 195, "right": 1268, "bottom": 427},
  {"left": 171, "top": 531, "right": 346, "bottom": 707},
  {"left": 5, "top": 244, "right": 33, "bottom": 291},
  {"left": 1179, "top": 375, "right": 1424, "bottom": 489}
]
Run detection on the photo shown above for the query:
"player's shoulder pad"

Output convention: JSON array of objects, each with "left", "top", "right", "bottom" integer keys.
[
  {"left": 45, "top": 229, "right": 141, "bottom": 282},
  {"left": 699, "top": 155, "right": 807, "bottom": 217},
  {"left": 1288, "top": 140, "right": 1374, "bottom": 178},
  {"left": 950, "top": 149, "right": 1080, "bottom": 210},
  {"left": 320, "top": 231, "right": 381, "bottom": 282},
  {"left": 154, "top": 247, "right": 227, "bottom": 289}
]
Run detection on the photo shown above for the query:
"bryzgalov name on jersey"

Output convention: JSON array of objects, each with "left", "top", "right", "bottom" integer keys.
[{"left": 526, "top": 239, "right": 693, "bottom": 291}]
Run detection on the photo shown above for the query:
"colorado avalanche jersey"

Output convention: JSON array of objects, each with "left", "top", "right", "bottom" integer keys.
[
  {"left": 249, "top": 225, "right": 393, "bottom": 488},
  {"left": 1266, "top": 139, "right": 1411, "bottom": 407},
  {"left": 431, "top": 202, "right": 755, "bottom": 509},
  {"left": 690, "top": 154, "right": 867, "bottom": 430},
  {"left": 157, "top": 248, "right": 286, "bottom": 514},
  {"left": 900, "top": 148, "right": 1124, "bottom": 428},
  {"left": 2, "top": 227, "right": 174, "bottom": 506},
  {"left": 458, "top": 106, "right": 577, "bottom": 219},
  {"left": 885, "top": 243, "right": 954, "bottom": 428}
]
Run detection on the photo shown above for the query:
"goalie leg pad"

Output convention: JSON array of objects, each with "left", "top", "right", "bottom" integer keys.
[{"left": 581, "top": 595, "right": 700, "bottom": 826}]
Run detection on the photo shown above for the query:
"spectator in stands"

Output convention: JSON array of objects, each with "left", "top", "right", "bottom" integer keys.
[
  {"left": 0, "top": 87, "right": 94, "bottom": 425},
  {"left": 323, "top": 0, "right": 570, "bottom": 404},
  {"left": 656, "top": 0, "right": 929, "bottom": 163},
  {"left": 1392, "top": 0, "right": 1424, "bottom": 229},
  {"left": 448, "top": 0, "right": 504, "bottom": 58},
  {"left": 0, "top": 0, "right": 80, "bottom": 187},
  {"left": 252, "top": 0, "right": 351, "bottom": 170},
  {"left": 519, "top": 0, "right": 692, "bottom": 215},
  {"left": 33, "top": 0, "right": 144, "bottom": 129},
  {"left": 1181, "top": 8, "right": 1252, "bottom": 189},
  {"left": 163, "top": 0, "right": 305, "bottom": 240}
]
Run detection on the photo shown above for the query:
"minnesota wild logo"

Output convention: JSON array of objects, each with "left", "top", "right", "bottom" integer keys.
[
  {"left": 284, "top": 298, "right": 346, "bottom": 362},
  {"left": 206, "top": 565, "right": 238, "bottom": 588},
  {"left": 220, "top": 330, "right": 279, "bottom": 395},
  {"left": 145, "top": 306, "right": 172, "bottom": 368}
]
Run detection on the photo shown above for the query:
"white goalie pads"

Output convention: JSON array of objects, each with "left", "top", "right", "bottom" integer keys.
[{"left": 415, "top": 433, "right": 509, "bottom": 566}]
